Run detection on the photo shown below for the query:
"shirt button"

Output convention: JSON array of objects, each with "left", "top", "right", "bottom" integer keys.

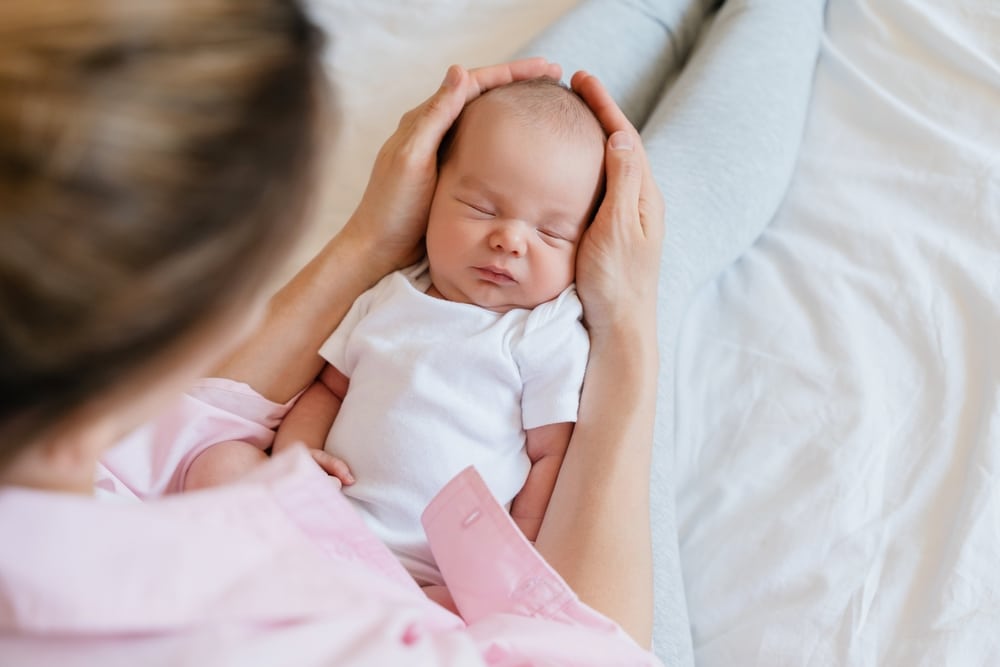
[
  {"left": 461, "top": 508, "right": 481, "bottom": 528},
  {"left": 400, "top": 622, "right": 421, "bottom": 646}
]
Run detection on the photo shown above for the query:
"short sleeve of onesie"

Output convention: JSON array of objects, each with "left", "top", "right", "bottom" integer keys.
[
  {"left": 317, "top": 274, "right": 385, "bottom": 376},
  {"left": 317, "top": 261, "right": 428, "bottom": 376},
  {"left": 513, "top": 286, "right": 590, "bottom": 430}
]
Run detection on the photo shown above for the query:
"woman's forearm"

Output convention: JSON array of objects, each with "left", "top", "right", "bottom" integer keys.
[
  {"left": 215, "top": 223, "right": 397, "bottom": 403},
  {"left": 533, "top": 320, "right": 658, "bottom": 646}
]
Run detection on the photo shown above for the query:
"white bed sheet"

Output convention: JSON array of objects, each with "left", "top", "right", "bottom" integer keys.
[
  {"left": 674, "top": 1, "right": 1000, "bottom": 665},
  {"left": 306, "top": 1, "right": 998, "bottom": 665}
]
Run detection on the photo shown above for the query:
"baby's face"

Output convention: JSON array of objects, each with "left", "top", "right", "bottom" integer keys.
[{"left": 425, "top": 97, "right": 604, "bottom": 313}]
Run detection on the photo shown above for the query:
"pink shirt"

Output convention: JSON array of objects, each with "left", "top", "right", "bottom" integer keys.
[{"left": 0, "top": 379, "right": 662, "bottom": 666}]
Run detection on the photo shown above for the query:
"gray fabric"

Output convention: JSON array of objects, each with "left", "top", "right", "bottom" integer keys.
[{"left": 517, "top": 1, "right": 826, "bottom": 664}]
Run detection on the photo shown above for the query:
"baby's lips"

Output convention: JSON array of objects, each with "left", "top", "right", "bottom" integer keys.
[{"left": 474, "top": 265, "right": 516, "bottom": 284}]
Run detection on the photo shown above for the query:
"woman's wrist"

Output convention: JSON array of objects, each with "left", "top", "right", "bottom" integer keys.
[
  {"left": 568, "top": 312, "right": 659, "bottom": 473},
  {"left": 337, "top": 210, "right": 424, "bottom": 281},
  {"left": 333, "top": 216, "right": 403, "bottom": 284},
  {"left": 587, "top": 312, "right": 658, "bottom": 362}
]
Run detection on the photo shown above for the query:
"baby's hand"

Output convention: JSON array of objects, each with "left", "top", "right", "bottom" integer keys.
[{"left": 307, "top": 449, "right": 355, "bottom": 486}]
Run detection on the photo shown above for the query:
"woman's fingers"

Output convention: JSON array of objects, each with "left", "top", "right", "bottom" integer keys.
[
  {"left": 575, "top": 114, "right": 664, "bottom": 335},
  {"left": 309, "top": 449, "right": 355, "bottom": 485},
  {"left": 602, "top": 131, "right": 643, "bottom": 233},
  {"left": 571, "top": 70, "right": 635, "bottom": 138},
  {"left": 465, "top": 57, "right": 562, "bottom": 101},
  {"left": 401, "top": 64, "right": 470, "bottom": 159},
  {"left": 574, "top": 70, "right": 664, "bottom": 239},
  {"left": 404, "top": 58, "right": 562, "bottom": 157}
]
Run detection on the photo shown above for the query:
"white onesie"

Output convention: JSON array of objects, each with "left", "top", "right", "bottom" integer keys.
[{"left": 318, "top": 260, "right": 589, "bottom": 585}]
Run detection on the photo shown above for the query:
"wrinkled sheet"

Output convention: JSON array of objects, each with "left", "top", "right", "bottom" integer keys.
[{"left": 674, "top": 1, "right": 1000, "bottom": 665}]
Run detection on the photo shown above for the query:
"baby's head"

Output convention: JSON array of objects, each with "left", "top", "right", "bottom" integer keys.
[{"left": 425, "top": 77, "right": 605, "bottom": 313}]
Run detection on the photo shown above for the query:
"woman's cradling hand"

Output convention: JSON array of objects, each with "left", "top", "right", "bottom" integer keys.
[{"left": 570, "top": 71, "right": 665, "bottom": 340}]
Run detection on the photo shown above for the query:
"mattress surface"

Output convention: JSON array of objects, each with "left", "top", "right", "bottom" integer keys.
[{"left": 674, "top": 1, "right": 999, "bottom": 664}]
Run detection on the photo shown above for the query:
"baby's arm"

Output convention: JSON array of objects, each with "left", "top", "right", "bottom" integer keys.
[
  {"left": 510, "top": 421, "right": 574, "bottom": 542},
  {"left": 272, "top": 363, "right": 354, "bottom": 484},
  {"left": 185, "top": 364, "right": 352, "bottom": 491}
]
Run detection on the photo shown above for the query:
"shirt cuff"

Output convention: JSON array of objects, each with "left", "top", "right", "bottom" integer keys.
[
  {"left": 421, "top": 466, "right": 621, "bottom": 636},
  {"left": 98, "top": 378, "right": 299, "bottom": 499}
]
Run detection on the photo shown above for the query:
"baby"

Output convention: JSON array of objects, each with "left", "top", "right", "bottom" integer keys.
[{"left": 195, "top": 77, "right": 606, "bottom": 590}]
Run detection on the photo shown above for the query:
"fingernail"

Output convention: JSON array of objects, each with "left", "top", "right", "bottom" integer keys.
[
  {"left": 609, "top": 131, "right": 634, "bottom": 151},
  {"left": 442, "top": 65, "right": 461, "bottom": 88}
]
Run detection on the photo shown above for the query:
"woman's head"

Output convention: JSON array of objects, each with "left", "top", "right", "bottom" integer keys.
[{"left": 0, "top": 0, "right": 325, "bottom": 466}]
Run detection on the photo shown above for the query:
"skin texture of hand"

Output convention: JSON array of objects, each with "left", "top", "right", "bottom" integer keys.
[
  {"left": 570, "top": 71, "right": 665, "bottom": 339},
  {"left": 217, "top": 59, "right": 561, "bottom": 403}
]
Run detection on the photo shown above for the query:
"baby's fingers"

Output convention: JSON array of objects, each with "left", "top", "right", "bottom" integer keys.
[{"left": 309, "top": 449, "right": 355, "bottom": 485}]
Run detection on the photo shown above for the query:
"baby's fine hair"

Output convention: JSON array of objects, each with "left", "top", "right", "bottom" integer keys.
[{"left": 438, "top": 76, "right": 606, "bottom": 165}]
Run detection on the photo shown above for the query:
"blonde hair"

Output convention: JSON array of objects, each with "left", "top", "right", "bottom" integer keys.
[{"left": 0, "top": 0, "right": 324, "bottom": 461}]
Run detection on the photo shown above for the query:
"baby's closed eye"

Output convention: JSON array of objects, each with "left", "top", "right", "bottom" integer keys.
[
  {"left": 538, "top": 223, "right": 581, "bottom": 244},
  {"left": 456, "top": 197, "right": 495, "bottom": 217}
]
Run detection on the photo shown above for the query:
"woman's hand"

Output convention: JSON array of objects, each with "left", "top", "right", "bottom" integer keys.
[
  {"left": 570, "top": 71, "right": 664, "bottom": 339},
  {"left": 341, "top": 58, "right": 562, "bottom": 275},
  {"left": 533, "top": 72, "right": 663, "bottom": 645}
]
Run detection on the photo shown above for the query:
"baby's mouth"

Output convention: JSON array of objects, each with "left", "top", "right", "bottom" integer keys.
[{"left": 474, "top": 265, "right": 516, "bottom": 284}]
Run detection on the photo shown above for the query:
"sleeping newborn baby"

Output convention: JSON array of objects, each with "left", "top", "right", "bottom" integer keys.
[
  {"left": 294, "top": 76, "right": 606, "bottom": 586},
  {"left": 193, "top": 77, "right": 607, "bottom": 592}
]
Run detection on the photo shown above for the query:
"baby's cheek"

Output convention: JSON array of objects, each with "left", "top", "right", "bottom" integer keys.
[{"left": 548, "top": 251, "right": 578, "bottom": 292}]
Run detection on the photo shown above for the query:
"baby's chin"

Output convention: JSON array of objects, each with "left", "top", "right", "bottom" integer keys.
[
  {"left": 483, "top": 284, "right": 577, "bottom": 313},
  {"left": 478, "top": 300, "right": 527, "bottom": 314},
  {"left": 434, "top": 285, "right": 534, "bottom": 314},
  {"left": 429, "top": 274, "right": 568, "bottom": 313},
  {"left": 470, "top": 291, "right": 564, "bottom": 314}
]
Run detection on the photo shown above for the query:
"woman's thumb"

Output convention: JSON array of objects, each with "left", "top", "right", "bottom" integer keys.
[
  {"left": 410, "top": 65, "right": 468, "bottom": 155},
  {"left": 603, "top": 131, "right": 641, "bottom": 215}
]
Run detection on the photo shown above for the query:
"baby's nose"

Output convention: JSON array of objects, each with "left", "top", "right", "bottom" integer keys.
[{"left": 489, "top": 223, "right": 527, "bottom": 257}]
